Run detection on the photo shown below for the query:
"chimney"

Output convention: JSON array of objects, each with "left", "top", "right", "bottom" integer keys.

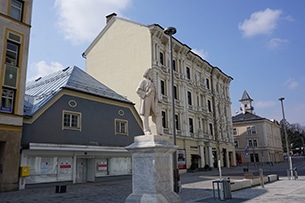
[{"left": 106, "top": 13, "right": 117, "bottom": 24}]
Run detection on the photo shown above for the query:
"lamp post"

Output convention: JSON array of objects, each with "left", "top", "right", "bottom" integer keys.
[
  {"left": 279, "top": 97, "right": 293, "bottom": 179},
  {"left": 164, "top": 26, "right": 178, "bottom": 193}
]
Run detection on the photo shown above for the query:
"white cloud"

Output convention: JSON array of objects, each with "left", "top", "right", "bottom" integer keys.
[
  {"left": 54, "top": 0, "right": 131, "bottom": 45},
  {"left": 267, "top": 38, "right": 288, "bottom": 48},
  {"left": 238, "top": 8, "right": 282, "bottom": 37},
  {"left": 191, "top": 48, "right": 208, "bottom": 59},
  {"left": 284, "top": 78, "right": 299, "bottom": 90},
  {"left": 27, "top": 61, "right": 64, "bottom": 81},
  {"left": 255, "top": 101, "right": 276, "bottom": 108}
]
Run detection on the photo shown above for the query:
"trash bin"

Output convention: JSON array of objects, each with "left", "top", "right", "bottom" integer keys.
[
  {"left": 212, "top": 179, "right": 232, "bottom": 200},
  {"left": 223, "top": 178, "right": 232, "bottom": 199},
  {"left": 55, "top": 185, "right": 67, "bottom": 193}
]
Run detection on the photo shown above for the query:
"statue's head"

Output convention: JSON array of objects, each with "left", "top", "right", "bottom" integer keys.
[{"left": 143, "top": 68, "right": 153, "bottom": 79}]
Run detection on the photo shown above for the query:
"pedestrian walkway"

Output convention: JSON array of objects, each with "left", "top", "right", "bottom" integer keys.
[
  {"left": 1, "top": 175, "right": 305, "bottom": 203},
  {"left": 181, "top": 175, "right": 305, "bottom": 203}
]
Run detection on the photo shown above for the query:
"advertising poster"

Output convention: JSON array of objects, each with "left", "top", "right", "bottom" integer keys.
[{"left": 97, "top": 161, "right": 107, "bottom": 171}]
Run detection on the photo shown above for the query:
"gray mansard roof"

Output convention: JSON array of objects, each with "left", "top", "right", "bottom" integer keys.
[
  {"left": 232, "top": 112, "right": 264, "bottom": 123},
  {"left": 24, "top": 66, "right": 132, "bottom": 116}
]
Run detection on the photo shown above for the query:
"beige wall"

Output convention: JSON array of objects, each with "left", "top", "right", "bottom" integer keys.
[
  {"left": 86, "top": 18, "right": 152, "bottom": 112},
  {"left": 234, "top": 119, "right": 283, "bottom": 163}
]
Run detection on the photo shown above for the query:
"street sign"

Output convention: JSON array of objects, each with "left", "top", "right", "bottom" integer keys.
[{"left": 245, "top": 146, "right": 249, "bottom": 157}]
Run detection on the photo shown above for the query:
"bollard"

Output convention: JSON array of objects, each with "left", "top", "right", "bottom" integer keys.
[
  {"left": 287, "top": 169, "right": 291, "bottom": 180},
  {"left": 259, "top": 168, "right": 264, "bottom": 188},
  {"left": 293, "top": 167, "right": 298, "bottom": 180}
]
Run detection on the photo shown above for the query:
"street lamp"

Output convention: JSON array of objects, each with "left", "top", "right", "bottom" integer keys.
[
  {"left": 279, "top": 97, "right": 293, "bottom": 179},
  {"left": 164, "top": 26, "right": 178, "bottom": 193}
]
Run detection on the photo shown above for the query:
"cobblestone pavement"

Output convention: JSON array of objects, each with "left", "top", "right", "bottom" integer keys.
[{"left": 1, "top": 161, "right": 305, "bottom": 203}]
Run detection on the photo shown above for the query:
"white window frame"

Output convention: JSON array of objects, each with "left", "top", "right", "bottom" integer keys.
[
  {"left": 62, "top": 110, "right": 81, "bottom": 131},
  {"left": 10, "top": 0, "right": 23, "bottom": 21},
  {"left": 247, "top": 126, "right": 256, "bottom": 135},
  {"left": 115, "top": 119, "right": 128, "bottom": 135},
  {"left": 0, "top": 88, "right": 14, "bottom": 113}
]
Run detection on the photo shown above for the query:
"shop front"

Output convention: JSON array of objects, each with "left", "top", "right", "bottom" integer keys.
[{"left": 19, "top": 143, "right": 132, "bottom": 189}]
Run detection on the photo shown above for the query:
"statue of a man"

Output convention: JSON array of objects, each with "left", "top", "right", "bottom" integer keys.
[{"left": 136, "top": 68, "right": 162, "bottom": 135}]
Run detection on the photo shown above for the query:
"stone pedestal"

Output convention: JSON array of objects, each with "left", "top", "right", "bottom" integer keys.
[{"left": 125, "top": 135, "right": 181, "bottom": 203}]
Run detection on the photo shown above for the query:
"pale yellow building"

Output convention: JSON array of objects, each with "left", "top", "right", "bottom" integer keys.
[
  {"left": 83, "top": 13, "right": 236, "bottom": 170},
  {"left": 0, "top": 0, "right": 33, "bottom": 191},
  {"left": 233, "top": 91, "right": 284, "bottom": 164}
]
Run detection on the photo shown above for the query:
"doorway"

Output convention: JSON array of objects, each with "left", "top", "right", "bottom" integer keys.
[{"left": 76, "top": 158, "right": 87, "bottom": 183}]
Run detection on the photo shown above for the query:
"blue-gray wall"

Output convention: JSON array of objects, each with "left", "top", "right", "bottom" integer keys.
[{"left": 22, "top": 94, "right": 143, "bottom": 148}]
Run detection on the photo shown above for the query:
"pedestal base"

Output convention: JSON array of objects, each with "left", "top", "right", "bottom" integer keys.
[{"left": 125, "top": 135, "right": 181, "bottom": 203}]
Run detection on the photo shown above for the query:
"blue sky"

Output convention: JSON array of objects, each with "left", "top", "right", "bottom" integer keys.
[{"left": 27, "top": 0, "right": 305, "bottom": 126}]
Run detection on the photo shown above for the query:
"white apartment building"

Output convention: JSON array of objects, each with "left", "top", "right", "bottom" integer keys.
[
  {"left": 233, "top": 91, "right": 284, "bottom": 164},
  {"left": 0, "top": 0, "right": 33, "bottom": 191},
  {"left": 83, "top": 13, "right": 236, "bottom": 170}
]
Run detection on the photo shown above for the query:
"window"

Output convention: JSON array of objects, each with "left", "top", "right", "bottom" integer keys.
[
  {"left": 159, "top": 52, "right": 164, "bottom": 65},
  {"left": 248, "top": 139, "right": 253, "bottom": 147},
  {"left": 234, "top": 141, "right": 239, "bottom": 148},
  {"left": 63, "top": 111, "right": 81, "bottom": 130},
  {"left": 209, "top": 123, "right": 213, "bottom": 135},
  {"left": 186, "top": 67, "right": 191, "bottom": 79},
  {"left": 189, "top": 118, "right": 194, "bottom": 133},
  {"left": 0, "top": 88, "right": 15, "bottom": 113},
  {"left": 250, "top": 154, "right": 259, "bottom": 162},
  {"left": 233, "top": 128, "right": 237, "bottom": 135},
  {"left": 115, "top": 119, "right": 128, "bottom": 135},
  {"left": 175, "top": 114, "right": 180, "bottom": 130},
  {"left": 251, "top": 126, "right": 256, "bottom": 134},
  {"left": 174, "top": 85, "right": 178, "bottom": 100},
  {"left": 247, "top": 126, "right": 256, "bottom": 135},
  {"left": 173, "top": 60, "right": 176, "bottom": 71},
  {"left": 206, "top": 78, "right": 210, "bottom": 89},
  {"left": 187, "top": 91, "right": 192, "bottom": 105},
  {"left": 208, "top": 100, "right": 212, "bottom": 112},
  {"left": 247, "top": 127, "right": 251, "bottom": 135},
  {"left": 253, "top": 139, "right": 257, "bottom": 147},
  {"left": 6, "top": 41, "right": 19, "bottom": 66},
  {"left": 162, "top": 111, "right": 167, "bottom": 128},
  {"left": 10, "top": 0, "right": 23, "bottom": 21},
  {"left": 161, "top": 80, "right": 166, "bottom": 95}
]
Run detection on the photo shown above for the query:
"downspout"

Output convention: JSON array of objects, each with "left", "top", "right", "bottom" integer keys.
[{"left": 211, "top": 68, "right": 221, "bottom": 169}]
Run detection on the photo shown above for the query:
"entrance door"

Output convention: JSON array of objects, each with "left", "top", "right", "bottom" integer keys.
[{"left": 76, "top": 158, "right": 87, "bottom": 183}]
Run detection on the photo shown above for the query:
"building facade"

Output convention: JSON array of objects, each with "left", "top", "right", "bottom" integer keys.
[
  {"left": 20, "top": 66, "right": 143, "bottom": 188},
  {"left": 233, "top": 91, "right": 284, "bottom": 164},
  {"left": 83, "top": 13, "right": 236, "bottom": 170},
  {"left": 0, "top": 0, "right": 33, "bottom": 192}
]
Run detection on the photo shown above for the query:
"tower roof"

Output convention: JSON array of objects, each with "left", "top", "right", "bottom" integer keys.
[{"left": 239, "top": 90, "right": 253, "bottom": 102}]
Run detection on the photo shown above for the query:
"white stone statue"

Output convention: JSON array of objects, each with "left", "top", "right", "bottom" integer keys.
[{"left": 136, "top": 68, "right": 162, "bottom": 135}]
